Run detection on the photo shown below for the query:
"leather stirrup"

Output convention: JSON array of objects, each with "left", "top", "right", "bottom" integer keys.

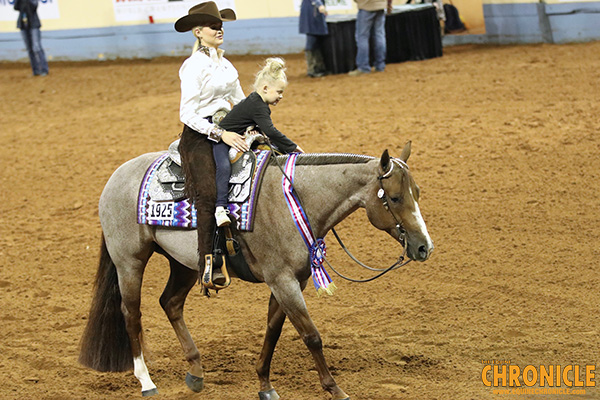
[{"left": 202, "top": 253, "right": 231, "bottom": 291}]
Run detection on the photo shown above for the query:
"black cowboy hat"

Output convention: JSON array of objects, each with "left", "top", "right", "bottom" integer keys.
[{"left": 174, "top": 1, "right": 236, "bottom": 33}]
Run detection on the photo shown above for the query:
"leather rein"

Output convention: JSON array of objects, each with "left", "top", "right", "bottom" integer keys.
[{"left": 268, "top": 145, "right": 412, "bottom": 283}]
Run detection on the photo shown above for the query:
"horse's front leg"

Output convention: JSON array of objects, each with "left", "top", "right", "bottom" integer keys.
[
  {"left": 268, "top": 275, "right": 349, "bottom": 400},
  {"left": 256, "top": 293, "right": 287, "bottom": 400}
]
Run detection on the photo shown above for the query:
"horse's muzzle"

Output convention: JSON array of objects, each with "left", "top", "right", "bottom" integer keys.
[{"left": 408, "top": 238, "right": 434, "bottom": 262}]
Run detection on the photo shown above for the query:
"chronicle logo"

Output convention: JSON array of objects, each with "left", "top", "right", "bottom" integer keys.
[{"left": 481, "top": 360, "right": 596, "bottom": 394}]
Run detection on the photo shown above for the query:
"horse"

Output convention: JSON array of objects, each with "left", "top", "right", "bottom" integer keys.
[{"left": 78, "top": 141, "right": 434, "bottom": 399}]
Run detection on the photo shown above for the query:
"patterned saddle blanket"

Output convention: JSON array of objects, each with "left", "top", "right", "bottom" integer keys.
[{"left": 137, "top": 143, "right": 271, "bottom": 231}]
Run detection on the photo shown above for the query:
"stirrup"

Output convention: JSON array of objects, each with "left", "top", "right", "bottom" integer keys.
[{"left": 202, "top": 253, "right": 231, "bottom": 291}]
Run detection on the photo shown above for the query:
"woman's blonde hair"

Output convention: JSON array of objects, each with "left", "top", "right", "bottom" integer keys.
[
  {"left": 253, "top": 57, "right": 287, "bottom": 90},
  {"left": 191, "top": 26, "right": 202, "bottom": 54}
]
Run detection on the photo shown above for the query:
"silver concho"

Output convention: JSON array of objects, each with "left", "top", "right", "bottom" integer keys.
[{"left": 212, "top": 108, "right": 229, "bottom": 125}]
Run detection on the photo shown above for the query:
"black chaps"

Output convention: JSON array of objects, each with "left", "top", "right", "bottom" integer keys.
[{"left": 178, "top": 125, "right": 216, "bottom": 269}]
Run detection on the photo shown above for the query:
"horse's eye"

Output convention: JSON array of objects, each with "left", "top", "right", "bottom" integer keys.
[{"left": 390, "top": 197, "right": 401, "bottom": 203}]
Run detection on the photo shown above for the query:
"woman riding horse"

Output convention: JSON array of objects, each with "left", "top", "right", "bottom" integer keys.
[{"left": 175, "top": 1, "right": 250, "bottom": 281}]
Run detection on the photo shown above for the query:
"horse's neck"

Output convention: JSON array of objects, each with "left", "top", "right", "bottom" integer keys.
[{"left": 293, "top": 161, "right": 376, "bottom": 238}]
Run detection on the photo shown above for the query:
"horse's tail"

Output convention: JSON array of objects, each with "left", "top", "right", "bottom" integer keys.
[{"left": 78, "top": 234, "right": 133, "bottom": 372}]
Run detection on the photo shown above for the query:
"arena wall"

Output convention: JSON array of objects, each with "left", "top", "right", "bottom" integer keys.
[
  {"left": 482, "top": 0, "right": 600, "bottom": 44},
  {"left": 0, "top": 0, "right": 598, "bottom": 61}
]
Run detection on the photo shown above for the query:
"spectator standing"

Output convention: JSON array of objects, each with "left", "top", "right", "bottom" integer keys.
[
  {"left": 13, "top": 0, "right": 49, "bottom": 76},
  {"left": 299, "top": 0, "right": 329, "bottom": 78},
  {"left": 349, "top": 0, "right": 392, "bottom": 76}
]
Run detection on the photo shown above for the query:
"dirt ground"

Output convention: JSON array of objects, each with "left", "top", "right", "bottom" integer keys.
[{"left": 1, "top": 42, "right": 599, "bottom": 400}]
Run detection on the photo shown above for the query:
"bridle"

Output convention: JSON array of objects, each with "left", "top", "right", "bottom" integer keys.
[
  {"left": 268, "top": 143, "right": 412, "bottom": 283},
  {"left": 377, "top": 157, "right": 409, "bottom": 246},
  {"left": 324, "top": 157, "right": 412, "bottom": 283}
]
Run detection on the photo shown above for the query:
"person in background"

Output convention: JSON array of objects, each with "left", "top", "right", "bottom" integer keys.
[
  {"left": 175, "top": 2, "right": 249, "bottom": 283},
  {"left": 348, "top": 0, "right": 393, "bottom": 76},
  {"left": 299, "top": 0, "right": 329, "bottom": 78},
  {"left": 13, "top": 0, "right": 49, "bottom": 77}
]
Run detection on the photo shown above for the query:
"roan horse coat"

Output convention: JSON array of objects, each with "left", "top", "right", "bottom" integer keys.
[{"left": 79, "top": 142, "right": 433, "bottom": 399}]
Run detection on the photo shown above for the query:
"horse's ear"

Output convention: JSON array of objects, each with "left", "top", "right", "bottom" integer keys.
[
  {"left": 399, "top": 141, "right": 412, "bottom": 163},
  {"left": 379, "top": 149, "right": 391, "bottom": 174}
]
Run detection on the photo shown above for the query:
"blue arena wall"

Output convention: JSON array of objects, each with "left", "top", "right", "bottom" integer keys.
[
  {"left": 1, "top": 5, "right": 599, "bottom": 61},
  {"left": 0, "top": 17, "right": 305, "bottom": 61},
  {"left": 482, "top": 1, "right": 600, "bottom": 44}
]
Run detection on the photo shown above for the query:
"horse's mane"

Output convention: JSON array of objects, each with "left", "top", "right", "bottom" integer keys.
[{"left": 271, "top": 153, "right": 375, "bottom": 166}]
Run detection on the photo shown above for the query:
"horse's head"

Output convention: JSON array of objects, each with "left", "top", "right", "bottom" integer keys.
[{"left": 365, "top": 142, "right": 434, "bottom": 262}]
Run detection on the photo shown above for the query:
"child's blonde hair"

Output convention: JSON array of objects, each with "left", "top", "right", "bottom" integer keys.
[{"left": 253, "top": 57, "right": 287, "bottom": 90}]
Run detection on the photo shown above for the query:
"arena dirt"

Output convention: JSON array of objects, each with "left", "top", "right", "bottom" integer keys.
[{"left": 1, "top": 42, "right": 599, "bottom": 400}]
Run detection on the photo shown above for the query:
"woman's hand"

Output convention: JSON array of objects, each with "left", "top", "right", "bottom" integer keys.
[
  {"left": 222, "top": 131, "right": 250, "bottom": 152},
  {"left": 318, "top": 5, "right": 328, "bottom": 15}
]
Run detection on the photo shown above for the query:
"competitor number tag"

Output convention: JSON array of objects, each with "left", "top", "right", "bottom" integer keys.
[{"left": 148, "top": 201, "right": 175, "bottom": 221}]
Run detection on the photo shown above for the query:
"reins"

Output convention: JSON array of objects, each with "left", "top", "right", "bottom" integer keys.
[{"left": 263, "top": 138, "right": 412, "bottom": 283}]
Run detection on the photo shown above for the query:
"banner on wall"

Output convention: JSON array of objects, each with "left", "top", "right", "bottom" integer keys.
[
  {"left": 293, "top": 0, "right": 352, "bottom": 11},
  {"left": 113, "top": 0, "right": 235, "bottom": 22},
  {"left": 0, "top": 0, "right": 60, "bottom": 23}
]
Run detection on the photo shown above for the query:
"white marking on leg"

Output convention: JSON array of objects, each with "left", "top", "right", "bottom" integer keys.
[{"left": 134, "top": 353, "right": 157, "bottom": 392}]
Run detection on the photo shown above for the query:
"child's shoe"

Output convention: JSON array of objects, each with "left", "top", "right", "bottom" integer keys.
[{"left": 215, "top": 206, "right": 231, "bottom": 227}]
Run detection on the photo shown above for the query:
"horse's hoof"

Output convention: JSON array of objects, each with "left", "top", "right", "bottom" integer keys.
[
  {"left": 185, "top": 372, "right": 204, "bottom": 392},
  {"left": 141, "top": 388, "right": 158, "bottom": 397},
  {"left": 258, "top": 388, "right": 280, "bottom": 400}
]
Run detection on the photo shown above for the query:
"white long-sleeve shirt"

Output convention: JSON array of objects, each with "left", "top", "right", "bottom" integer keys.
[{"left": 179, "top": 47, "right": 245, "bottom": 137}]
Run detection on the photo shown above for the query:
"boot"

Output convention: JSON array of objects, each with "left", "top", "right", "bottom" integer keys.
[
  {"left": 312, "top": 48, "right": 328, "bottom": 77},
  {"left": 305, "top": 50, "right": 324, "bottom": 78}
]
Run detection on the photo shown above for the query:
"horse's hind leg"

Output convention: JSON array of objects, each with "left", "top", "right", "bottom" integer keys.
[
  {"left": 117, "top": 251, "right": 158, "bottom": 396},
  {"left": 115, "top": 252, "right": 158, "bottom": 396},
  {"left": 256, "top": 294, "right": 287, "bottom": 400},
  {"left": 268, "top": 276, "right": 349, "bottom": 400},
  {"left": 159, "top": 253, "right": 205, "bottom": 392}
]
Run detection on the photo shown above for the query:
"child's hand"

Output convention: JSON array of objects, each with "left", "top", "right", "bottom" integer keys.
[{"left": 222, "top": 131, "right": 249, "bottom": 152}]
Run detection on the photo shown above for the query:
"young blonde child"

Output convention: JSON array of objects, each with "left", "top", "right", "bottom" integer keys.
[{"left": 214, "top": 57, "right": 304, "bottom": 226}]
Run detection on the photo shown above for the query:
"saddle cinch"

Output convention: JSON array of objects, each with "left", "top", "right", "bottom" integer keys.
[{"left": 146, "top": 133, "right": 269, "bottom": 292}]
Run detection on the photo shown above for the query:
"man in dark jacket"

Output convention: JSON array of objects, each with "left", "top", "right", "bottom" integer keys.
[{"left": 14, "top": 0, "right": 49, "bottom": 76}]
